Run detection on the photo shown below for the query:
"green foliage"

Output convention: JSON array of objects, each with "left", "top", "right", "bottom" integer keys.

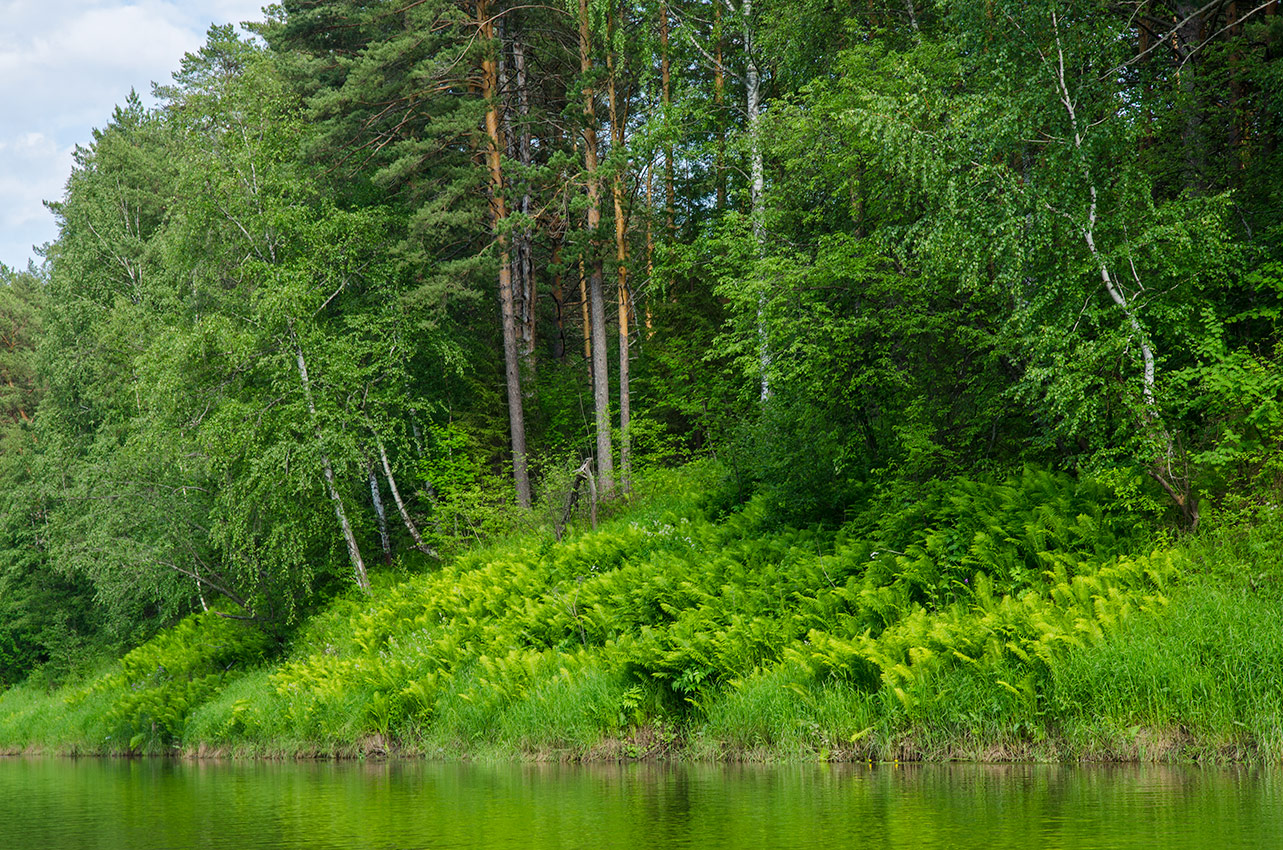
[
  {"left": 71, "top": 613, "right": 272, "bottom": 753},
  {"left": 415, "top": 423, "right": 523, "bottom": 551},
  {"left": 21, "top": 25, "right": 482, "bottom": 636},
  {"left": 11, "top": 461, "right": 1283, "bottom": 761},
  {"left": 1049, "top": 587, "right": 1283, "bottom": 734},
  {"left": 859, "top": 468, "right": 1147, "bottom": 597},
  {"left": 5, "top": 0, "right": 1283, "bottom": 764},
  {"left": 701, "top": 0, "right": 1277, "bottom": 528},
  {"left": 72, "top": 464, "right": 1164, "bottom": 756}
]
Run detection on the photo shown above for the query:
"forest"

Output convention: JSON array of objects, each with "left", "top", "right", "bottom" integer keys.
[{"left": 1, "top": 0, "right": 1282, "bottom": 759}]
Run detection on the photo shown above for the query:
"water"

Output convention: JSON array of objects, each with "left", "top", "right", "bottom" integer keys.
[{"left": 1, "top": 758, "right": 1279, "bottom": 849}]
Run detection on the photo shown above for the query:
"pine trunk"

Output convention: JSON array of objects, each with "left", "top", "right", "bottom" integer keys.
[
  {"left": 579, "top": 0, "right": 614, "bottom": 496},
  {"left": 608, "top": 10, "right": 631, "bottom": 494},
  {"left": 644, "top": 163, "right": 655, "bottom": 337},
  {"left": 661, "top": 0, "right": 675, "bottom": 233},
  {"left": 512, "top": 26, "right": 537, "bottom": 371},
  {"left": 481, "top": 0, "right": 532, "bottom": 508},
  {"left": 579, "top": 258, "right": 592, "bottom": 359}
]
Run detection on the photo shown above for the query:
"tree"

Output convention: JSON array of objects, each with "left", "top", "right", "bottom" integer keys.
[
  {"left": 264, "top": 0, "right": 533, "bottom": 507},
  {"left": 31, "top": 28, "right": 442, "bottom": 623},
  {"left": 607, "top": 3, "right": 635, "bottom": 493},
  {"left": 479, "top": 0, "right": 534, "bottom": 507},
  {"left": 0, "top": 266, "right": 42, "bottom": 438},
  {"left": 576, "top": 0, "right": 616, "bottom": 496}
]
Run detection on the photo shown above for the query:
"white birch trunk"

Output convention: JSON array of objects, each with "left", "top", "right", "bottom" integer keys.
[
  {"left": 378, "top": 440, "right": 439, "bottom": 559},
  {"left": 1051, "top": 11, "right": 1156, "bottom": 409},
  {"left": 368, "top": 462, "right": 392, "bottom": 563},
  {"left": 741, "top": 0, "right": 770, "bottom": 401},
  {"left": 513, "top": 29, "right": 536, "bottom": 368},
  {"left": 289, "top": 320, "right": 369, "bottom": 591},
  {"left": 1047, "top": 11, "right": 1195, "bottom": 526}
]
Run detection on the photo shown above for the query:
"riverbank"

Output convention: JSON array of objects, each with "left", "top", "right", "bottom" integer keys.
[{"left": 4, "top": 462, "right": 1283, "bottom": 764}]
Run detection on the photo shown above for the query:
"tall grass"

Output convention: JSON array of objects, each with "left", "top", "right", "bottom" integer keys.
[
  {"left": 0, "top": 674, "right": 116, "bottom": 754},
  {"left": 1048, "top": 586, "right": 1283, "bottom": 761}
]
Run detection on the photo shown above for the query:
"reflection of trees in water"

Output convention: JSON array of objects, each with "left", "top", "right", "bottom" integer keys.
[{"left": 1, "top": 758, "right": 1278, "bottom": 849}]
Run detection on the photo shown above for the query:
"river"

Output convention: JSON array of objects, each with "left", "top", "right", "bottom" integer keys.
[{"left": 1, "top": 757, "right": 1279, "bottom": 848}]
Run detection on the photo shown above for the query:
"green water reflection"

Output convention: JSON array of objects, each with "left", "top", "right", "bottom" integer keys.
[{"left": 0, "top": 758, "right": 1278, "bottom": 849}]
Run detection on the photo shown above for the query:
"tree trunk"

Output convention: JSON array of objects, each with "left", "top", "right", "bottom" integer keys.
[
  {"left": 1050, "top": 12, "right": 1156, "bottom": 409},
  {"left": 368, "top": 461, "right": 392, "bottom": 564},
  {"left": 377, "top": 439, "right": 439, "bottom": 559},
  {"left": 1049, "top": 9, "right": 1196, "bottom": 528},
  {"left": 589, "top": 265, "right": 614, "bottom": 497},
  {"left": 289, "top": 321, "right": 369, "bottom": 591},
  {"left": 608, "top": 9, "right": 632, "bottom": 494},
  {"left": 742, "top": 0, "right": 769, "bottom": 401},
  {"left": 579, "top": 257, "right": 592, "bottom": 359},
  {"left": 580, "top": 0, "right": 614, "bottom": 496},
  {"left": 644, "top": 162, "right": 655, "bottom": 337},
  {"left": 714, "top": 1, "right": 727, "bottom": 210},
  {"left": 512, "top": 25, "right": 537, "bottom": 371},
  {"left": 661, "top": 0, "right": 675, "bottom": 234},
  {"left": 481, "top": 0, "right": 532, "bottom": 508},
  {"left": 554, "top": 459, "right": 598, "bottom": 540}
]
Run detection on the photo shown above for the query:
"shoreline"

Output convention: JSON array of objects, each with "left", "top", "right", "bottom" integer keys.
[{"left": 0, "top": 721, "right": 1272, "bottom": 766}]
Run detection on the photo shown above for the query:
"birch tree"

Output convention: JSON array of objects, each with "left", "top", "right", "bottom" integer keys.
[{"left": 843, "top": 1, "right": 1230, "bottom": 525}]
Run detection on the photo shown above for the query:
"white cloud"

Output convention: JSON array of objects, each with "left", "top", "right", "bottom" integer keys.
[
  {"left": 0, "top": 0, "right": 267, "bottom": 269},
  {"left": 0, "top": 131, "right": 73, "bottom": 266},
  {"left": 0, "top": 132, "right": 71, "bottom": 226}
]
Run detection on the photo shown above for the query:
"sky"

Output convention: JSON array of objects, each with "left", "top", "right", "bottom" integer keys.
[{"left": 0, "top": 0, "right": 269, "bottom": 271}]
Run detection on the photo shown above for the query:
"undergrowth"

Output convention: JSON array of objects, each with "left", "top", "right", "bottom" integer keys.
[{"left": 4, "top": 462, "right": 1283, "bottom": 762}]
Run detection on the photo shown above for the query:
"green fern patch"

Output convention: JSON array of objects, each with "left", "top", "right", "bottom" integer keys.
[{"left": 7, "top": 462, "right": 1282, "bottom": 761}]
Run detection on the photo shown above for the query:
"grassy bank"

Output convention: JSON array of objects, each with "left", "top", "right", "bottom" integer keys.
[{"left": 3, "top": 462, "right": 1283, "bottom": 763}]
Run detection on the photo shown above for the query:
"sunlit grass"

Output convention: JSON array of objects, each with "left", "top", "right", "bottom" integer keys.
[{"left": 0, "top": 671, "right": 116, "bottom": 754}]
